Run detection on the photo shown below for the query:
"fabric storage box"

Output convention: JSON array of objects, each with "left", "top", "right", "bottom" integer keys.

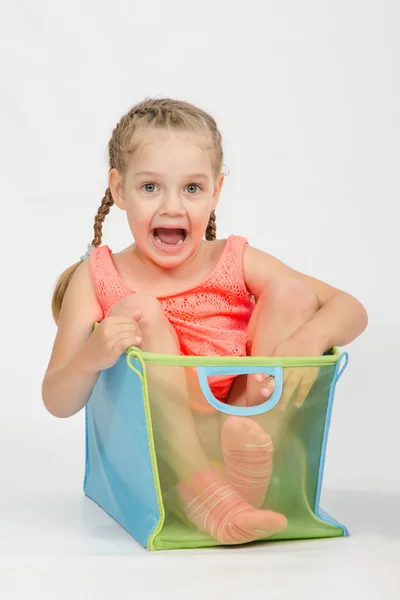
[{"left": 84, "top": 347, "right": 348, "bottom": 550}]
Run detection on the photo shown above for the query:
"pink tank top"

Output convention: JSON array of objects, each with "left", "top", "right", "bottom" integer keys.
[{"left": 90, "top": 235, "right": 255, "bottom": 402}]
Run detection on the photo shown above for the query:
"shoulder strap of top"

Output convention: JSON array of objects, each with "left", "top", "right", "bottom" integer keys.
[
  {"left": 226, "top": 234, "right": 249, "bottom": 257},
  {"left": 89, "top": 245, "right": 131, "bottom": 317},
  {"left": 205, "top": 235, "right": 250, "bottom": 296}
]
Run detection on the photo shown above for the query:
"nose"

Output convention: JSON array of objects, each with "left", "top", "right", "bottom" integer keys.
[{"left": 160, "top": 193, "right": 186, "bottom": 216}]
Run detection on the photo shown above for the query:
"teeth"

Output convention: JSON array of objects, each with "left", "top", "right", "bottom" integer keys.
[{"left": 154, "top": 234, "right": 185, "bottom": 246}]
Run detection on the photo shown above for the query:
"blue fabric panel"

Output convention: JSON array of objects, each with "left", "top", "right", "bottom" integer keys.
[
  {"left": 313, "top": 352, "right": 349, "bottom": 535},
  {"left": 83, "top": 355, "right": 160, "bottom": 548}
]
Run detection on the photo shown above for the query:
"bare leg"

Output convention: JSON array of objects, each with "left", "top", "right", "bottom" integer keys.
[
  {"left": 133, "top": 295, "right": 209, "bottom": 480},
  {"left": 221, "top": 277, "right": 319, "bottom": 507},
  {"left": 124, "top": 294, "right": 288, "bottom": 543},
  {"left": 244, "top": 276, "right": 319, "bottom": 406}
]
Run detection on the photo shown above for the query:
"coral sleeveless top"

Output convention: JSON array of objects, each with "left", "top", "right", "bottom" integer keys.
[{"left": 90, "top": 235, "right": 255, "bottom": 403}]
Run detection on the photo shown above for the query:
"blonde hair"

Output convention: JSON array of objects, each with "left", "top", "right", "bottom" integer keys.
[{"left": 52, "top": 98, "right": 224, "bottom": 323}]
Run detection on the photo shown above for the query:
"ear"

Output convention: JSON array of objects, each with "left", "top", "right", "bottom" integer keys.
[
  {"left": 211, "top": 173, "right": 224, "bottom": 211},
  {"left": 108, "top": 168, "right": 126, "bottom": 211}
]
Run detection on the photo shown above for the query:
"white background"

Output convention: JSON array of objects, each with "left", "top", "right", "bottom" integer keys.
[{"left": 0, "top": 1, "right": 399, "bottom": 598}]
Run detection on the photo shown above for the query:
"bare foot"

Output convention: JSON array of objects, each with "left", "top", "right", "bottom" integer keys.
[
  {"left": 177, "top": 467, "right": 287, "bottom": 544},
  {"left": 222, "top": 416, "right": 274, "bottom": 508}
]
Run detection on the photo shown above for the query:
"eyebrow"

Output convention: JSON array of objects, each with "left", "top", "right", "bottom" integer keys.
[{"left": 134, "top": 171, "right": 210, "bottom": 181}]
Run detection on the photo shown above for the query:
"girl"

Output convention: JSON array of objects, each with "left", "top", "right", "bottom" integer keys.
[{"left": 42, "top": 98, "right": 367, "bottom": 545}]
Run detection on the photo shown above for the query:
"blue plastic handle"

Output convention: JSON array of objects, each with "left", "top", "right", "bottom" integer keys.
[
  {"left": 196, "top": 366, "right": 283, "bottom": 416},
  {"left": 330, "top": 351, "right": 349, "bottom": 386}
]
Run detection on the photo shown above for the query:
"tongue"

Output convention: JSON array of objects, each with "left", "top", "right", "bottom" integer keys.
[{"left": 155, "top": 228, "right": 184, "bottom": 245}]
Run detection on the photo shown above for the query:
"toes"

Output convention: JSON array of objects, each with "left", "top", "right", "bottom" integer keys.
[
  {"left": 255, "top": 373, "right": 268, "bottom": 383},
  {"left": 254, "top": 373, "right": 274, "bottom": 383},
  {"left": 260, "top": 379, "right": 275, "bottom": 398},
  {"left": 260, "top": 385, "right": 273, "bottom": 398}
]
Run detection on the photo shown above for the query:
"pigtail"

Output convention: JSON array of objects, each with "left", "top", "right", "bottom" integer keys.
[
  {"left": 51, "top": 187, "right": 114, "bottom": 324},
  {"left": 205, "top": 209, "right": 217, "bottom": 241},
  {"left": 51, "top": 97, "right": 224, "bottom": 322},
  {"left": 92, "top": 187, "right": 114, "bottom": 247}
]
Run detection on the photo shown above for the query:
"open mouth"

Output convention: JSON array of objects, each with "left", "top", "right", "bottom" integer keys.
[{"left": 152, "top": 227, "right": 187, "bottom": 246}]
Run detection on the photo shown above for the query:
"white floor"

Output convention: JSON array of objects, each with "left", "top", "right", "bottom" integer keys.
[{"left": 0, "top": 488, "right": 399, "bottom": 599}]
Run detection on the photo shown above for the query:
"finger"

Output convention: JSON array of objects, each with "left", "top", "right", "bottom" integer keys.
[
  {"left": 255, "top": 372, "right": 270, "bottom": 383},
  {"left": 292, "top": 375, "right": 306, "bottom": 409},
  {"left": 112, "top": 335, "right": 143, "bottom": 354},
  {"left": 293, "top": 367, "right": 319, "bottom": 408},
  {"left": 131, "top": 310, "right": 143, "bottom": 321},
  {"left": 102, "top": 323, "right": 141, "bottom": 337},
  {"left": 260, "top": 377, "right": 275, "bottom": 398},
  {"left": 279, "top": 369, "right": 302, "bottom": 411},
  {"left": 105, "top": 326, "right": 143, "bottom": 346}
]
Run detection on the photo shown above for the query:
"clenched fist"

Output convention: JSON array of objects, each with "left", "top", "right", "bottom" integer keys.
[{"left": 82, "top": 313, "right": 143, "bottom": 372}]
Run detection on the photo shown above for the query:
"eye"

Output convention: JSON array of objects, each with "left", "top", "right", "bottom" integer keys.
[
  {"left": 186, "top": 183, "right": 202, "bottom": 194},
  {"left": 141, "top": 182, "right": 202, "bottom": 194},
  {"left": 142, "top": 183, "right": 158, "bottom": 193}
]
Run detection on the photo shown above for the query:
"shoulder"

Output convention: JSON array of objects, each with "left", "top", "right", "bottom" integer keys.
[
  {"left": 59, "top": 258, "right": 103, "bottom": 324},
  {"left": 207, "top": 235, "right": 248, "bottom": 258},
  {"left": 243, "top": 244, "right": 277, "bottom": 268},
  {"left": 242, "top": 244, "right": 296, "bottom": 297},
  {"left": 228, "top": 234, "right": 249, "bottom": 247},
  {"left": 199, "top": 235, "right": 250, "bottom": 275},
  {"left": 67, "top": 256, "right": 93, "bottom": 286},
  {"left": 242, "top": 244, "right": 343, "bottom": 303},
  {"left": 47, "top": 258, "right": 103, "bottom": 372},
  {"left": 89, "top": 244, "right": 112, "bottom": 269}
]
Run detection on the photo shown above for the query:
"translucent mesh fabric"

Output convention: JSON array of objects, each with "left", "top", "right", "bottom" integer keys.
[
  {"left": 84, "top": 350, "right": 347, "bottom": 550},
  {"left": 146, "top": 364, "right": 345, "bottom": 550}
]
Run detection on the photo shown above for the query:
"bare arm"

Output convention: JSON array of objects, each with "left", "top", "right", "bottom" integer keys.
[
  {"left": 243, "top": 245, "right": 368, "bottom": 353},
  {"left": 42, "top": 261, "right": 104, "bottom": 418},
  {"left": 43, "top": 258, "right": 142, "bottom": 419}
]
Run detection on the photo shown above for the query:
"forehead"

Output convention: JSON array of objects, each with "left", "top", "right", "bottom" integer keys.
[{"left": 129, "top": 128, "right": 213, "bottom": 173}]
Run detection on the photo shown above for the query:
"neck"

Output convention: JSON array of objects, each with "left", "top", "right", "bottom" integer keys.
[{"left": 129, "top": 241, "right": 207, "bottom": 283}]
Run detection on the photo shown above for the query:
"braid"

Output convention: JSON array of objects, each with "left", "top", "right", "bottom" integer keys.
[
  {"left": 51, "top": 97, "right": 225, "bottom": 323},
  {"left": 205, "top": 210, "right": 217, "bottom": 241},
  {"left": 51, "top": 187, "right": 114, "bottom": 323},
  {"left": 92, "top": 187, "right": 114, "bottom": 247}
]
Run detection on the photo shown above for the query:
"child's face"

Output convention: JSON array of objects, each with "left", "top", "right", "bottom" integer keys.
[{"left": 111, "top": 128, "right": 224, "bottom": 268}]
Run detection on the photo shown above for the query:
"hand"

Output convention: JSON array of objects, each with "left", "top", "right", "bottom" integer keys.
[
  {"left": 273, "top": 337, "right": 322, "bottom": 411},
  {"left": 81, "top": 314, "right": 143, "bottom": 372},
  {"left": 253, "top": 337, "right": 323, "bottom": 410},
  {"left": 108, "top": 294, "right": 142, "bottom": 320}
]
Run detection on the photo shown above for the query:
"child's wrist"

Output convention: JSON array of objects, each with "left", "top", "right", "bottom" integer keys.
[{"left": 75, "top": 342, "right": 101, "bottom": 375}]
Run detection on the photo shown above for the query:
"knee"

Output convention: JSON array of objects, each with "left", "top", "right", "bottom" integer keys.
[
  {"left": 130, "top": 293, "right": 165, "bottom": 325},
  {"left": 258, "top": 277, "right": 318, "bottom": 318}
]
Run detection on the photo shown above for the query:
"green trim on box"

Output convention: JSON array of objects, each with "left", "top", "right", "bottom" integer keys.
[
  {"left": 93, "top": 323, "right": 340, "bottom": 367},
  {"left": 126, "top": 349, "right": 165, "bottom": 551},
  {"left": 124, "top": 346, "right": 340, "bottom": 368}
]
